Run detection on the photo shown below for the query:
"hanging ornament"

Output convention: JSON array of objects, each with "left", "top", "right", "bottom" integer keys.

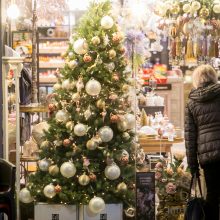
[
  {"left": 101, "top": 15, "right": 114, "bottom": 29},
  {"left": 117, "top": 120, "right": 128, "bottom": 132},
  {"left": 38, "top": 159, "right": 51, "bottom": 171},
  {"left": 78, "top": 173, "right": 90, "bottom": 186},
  {"left": 62, "top": 79, "right": 74, "bottom": 90},
  {"left": 96, "top": 99, "right": 105, "bottom": 109},
  {"left": 117, "top": 182, "right": 127, "bottom": 192},
  {"left": 89, "top": 173, "right": 97, "bottom": 182},
  {"left": 40, "top": 140, "right": 51, "bottom": 149},
  {"left": 119, "top": 46, "right": 126, "bottom": 54},
  {"left": 98, "top": 126, "right": 113, "bottom": 142},
  {"left": 84, "top": 106, "right": 92, "bottom": 120},
  {"left": 83, "top": 54, "right": 92, "bottom": 63},
  {"left": 63, "top": 139, "right": 71, "bottom": 147},
  {"left": 191, "top": 1, "right": 201, "bottom": 11},
  {"left": 183, "top": 4, "right": 191, "bottom": 13},
  {"left": 121, "top": 156, "right": 129, "bottom": 165},
  {"left": 19, "top": 188, "right": 34, "bottom": 203},
  {"left": 199, "top": 6, "right": 209, "bottom": 18},
  {"left": 112, "top": 32, "right": 122, "bottom": 43},
  {"left": 86, "top": 139, "right": 98, "bottom": 150},
  {"left": 108, "top": 49, "right": 116, "bottom": 59},
  {"left": 104, "top": 163, "right": 121, "bottom": 180},
  {"left": 122, "top": 84, "right": 129, "bottom": 93},
  {"left": 55, "top": 110, "right": 69, "bottom": 123},
  {"left": 73, "top": 38, "right": 88, "bottom": 55},
  {"left": 125, "top": 207, "right": 135, "bottom": 218},
  {"left": 76, "top": 77, "right": 84, "bottom": 93},
  {"left": 109, "top": 93, "right": 118, "bottom": 100},
  {"left": 103, "top": 34, "right": 109, "bottom": 46},
  {"left": 88, "top": 197, "right": 105, "bottom": 214},
  {"left": 124, "top": 113, "right": 136, "bottom": 129},
  {"left": 105, "top": 62, "right": 115, "bottom": 72},
  {"left": 91, "top": 36, "right": 101, "bottom": 45},
  {"left": 170, "top": 3, "right": 180, "bottom": 14},
  {"left": 122, "top": 132, "right": 130, "bottom": 141},
  {"left": 49, "top": 165, "right": 59, "bottom": 176},
  {"left": 54, "top": 140, "right": 63, "bottom": 147},
  {"left": 60, "top": 161, "right": 76, "bottom": 178},
  {"left": 68, "top": 51, "right": 74, "bottom": 58},
  {"left": 74, "top": 123, "right": 87, "bottom": 136},
  {"left": 72, "top": 93, "right": 80, "bottom": 102},
  {"left": 55, "top": 185, "right": 62, "bottom": 193},
  {"left": 112, "top": 73, "right": 119, "bottom": 81},
  {"left": 67, "top": 60, "right": 78, "bottom": 69},
  {"left": 48, "top": 103, "right": 56, "bottom": 112},
  {"left": 110, "top": 114, "right": 120, "bottom": 123},
  {"left": 43, "top": 184, "right": 56, "bottom": 198},
  {"left": 66, "top": 121, "right": 74, "bottom": 131},
  {"left": 92, "top": 135, "right": 102, "bottom": 144},
  {"left": 53, "top": 83, "right": 61, "bottom": 91},
  {"left": 85, "top": 79, "right": 101, "bottom": 96},
  {"left": 100, "top": 108, "right": 107, "bottom": 122},
  {"left": 213, "top": 4, "right": 220, "bottom": 13}
]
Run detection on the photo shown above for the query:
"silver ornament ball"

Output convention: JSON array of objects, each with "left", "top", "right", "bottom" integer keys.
[
  {"left": 43, "top": 184, "right": 56, "bottom": 198},
  {"left": 89, "top": 197, "right": 105, "bottom": 214},
  {"left": 104, "top": 164, "right": 121, "bottom": 180},
  {"left": 19, "top": 188, "right": 34, "bottom": 203},
  {"left": 98, "top": 126, "right": 113, "bottom": 142},
  {"left": 60, "top": 162, "right": 76, "bottom": 178}
]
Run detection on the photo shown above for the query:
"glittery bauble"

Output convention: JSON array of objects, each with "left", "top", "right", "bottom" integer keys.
[
  {"left": 91, "top": 36, "right": 101, "bottom": 45},
  {"left": 119, "top": 47, "right": 126, "bottom": 54},
  {"left": 101, "top": 15, "right": 114, "bottom": 29},
  {"left": 63, "top": 139, "right": 71, "bottom": 147},
  {"left": 98, "top": 126, "right": 113, "bottom": 142},
  {"left": 68, "top": 51, "right": 74, "bottom": 58},
  {"left": 191, "top": 1, "right": 201, "bottom": 11},
  {"left": 73, "top": 38, "right": 88, "bottom": 55},
  {"left": 213, "top": 4, "right": 220, "bottom": 14},
  {"left": 109, "top": 49, "right": 116, "bottom": 59},
  {"left": 117, "top": 182, "right": 127, "bottom": 192},
  {"left": 86, "top": 139, "right": 98, "bottom": 150},
  {"left": 48, "top": 103, "right": 55, "bottom": 112},
  {"left": 19, "top": 188, "right": 34, "bottom": 203},
  {"left": 124, "top": 113, "right": 136, "bottom": 129},
  {"left": 40, "top": 140, "right": 51, "bottom": 149},
  {"left": 170, "top": 3, "right": 180, "bottom": 14},
  {"left": 125, "top": 207, "right": 135, "bottom": 217},
  {"left": 105, "top": 62, "right": 115, "bottom": 72},
  {"left": 49, "top": 165, "right": 59, "bottom": 176},
  {"left": 122, "top": 84, "right": 129, "bottom": 93},
  {"left": 89, "top": 197, "right": 105, "bottom": 214},
  {"left": 199, "top": 7, "right": 209, "bottom": 18},
  {"left": 85, "top": 79, "right": 101, "bottom": 96},
  {"left": 112, "top": 33, "right": 121, "bottom": 43},
  {"left": 72, "top": 92, "right": 80, "bottom": 102},
  {"left": 43, "top": 184, "right": 56, "bottom": 198},
  {"left": 62, "top": 79, "right": 72, "bottom": 90},
  {"left": 53, "top": 83, "right": 61, "bottom": 91},
  {"left": 83, "top": 54, "right": 92, "bottom": 63},
  {"left": 112, "top": 73, "right": 119, "bottom": 81},
  {"left": 89, "top": 173, "right": 97, "bottom": 182},
  {"left": 79, "top": 173, "right": 90, "bottom": 186},
  {"left": 96, "top": 99, "right": 105, "bottom": 109},
  {"left": 74, "top": 123, "right": 87, "bottom": 136},
  {"left": 105, "top": 164, "right": 121, "bottom": 180},
  {"left": 60, "top": 162, "right": 76, "bottom": 178},
  {"left": 55, "top": 110, "right": 69, "bottom": 123},
  {"left": 66, "top": 121, "right": 74, "bottom": 131},
  {"left": 117, "top": 120, "right": 128, "bottom": 131},
  {"left": 109, "top": 93, "right": 118, "bottom": 100},
  {"left": 110, "top": 114, "right": 120, "bottom": 123},
  {"left": 38, "top": 159, "right": 51, "bottom": 171},
  {"left": 55, "top": 185, "right": 62, "bottom": 193},
  {"left": 122, "top": 132, "right": 130, "bottom": 141},
  {"left": 182, "top": 3, "right": 191, "bottom": 13},
  {"left": 68, "top": 60, "right": 77, "bottom": 69}
]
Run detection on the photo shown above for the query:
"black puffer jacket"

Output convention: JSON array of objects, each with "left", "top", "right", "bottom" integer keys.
[{"left": 185, "top": 83, "right": 220, "bottom": 172}]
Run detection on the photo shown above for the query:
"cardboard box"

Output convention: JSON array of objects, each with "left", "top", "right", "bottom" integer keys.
[
  {"left": 79, "top": 203, "right": 123, "bottom": 220},
  {"left": 35, "top": 203, "right": 77, "bottom": 220}
]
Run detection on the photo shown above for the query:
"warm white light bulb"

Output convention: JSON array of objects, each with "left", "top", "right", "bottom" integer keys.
[{"left": 7, "top": 4, "right": 20, "bottom": 19}]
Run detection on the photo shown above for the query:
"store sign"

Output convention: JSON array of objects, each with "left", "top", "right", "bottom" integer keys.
[
  {"left": 136, "top": 172, "right": 155, "bottom": 220},
  {"left": 156, "top": 84, "right": 172, "bottom": 90}
]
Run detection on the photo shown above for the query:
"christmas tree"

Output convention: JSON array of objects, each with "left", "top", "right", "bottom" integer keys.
[{"left": 20, "top": 0, "right": 136, "bottom": 216}]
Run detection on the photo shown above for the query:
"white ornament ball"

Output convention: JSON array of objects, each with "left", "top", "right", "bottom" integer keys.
[
  {"left": 104, "top": 164, "right": 121, "bottom": 180},
  {"left": 38, "top": 159, "right": 51, "bottom": 171},
  {"left": 124, "top": 114, "right": 136, "bottom": 129},
  {"left": 73, "top": 38, "right": 88, "bottom": 55},
  {"left": 183, "top": 3, "right": 191, "bottom": 13},
  {"left": 101, "top": 16, "right": 114, "bottom": 29},
  {"left": 213, "top": 4, "right": 220, "bottom": 13},
  {"left": 43, "top": 184, "right": 56, "bottom": 198},
  {"left": 68, "top": 51, "right": 74, "bottom": 58},
  {"left": 68, "top": 60, "right": 78, "bottom": 69},
  {"left": 89, "top": 197, "right": 105, "bottom": 214},
  {"left": 86, "top": 139, "right": 98, "bottom": 150},
  {"left": 78, "top": 173, "right": 90, "bottom": 186},
  {"left": 191, "top": 1, "right": 201, "bottom": 11},
  {"left": 122, "top": 132, "right": 130, "bottom": 141},
  {"left": 53, "top": 83, "right": 61, "bottom": 91},
  {"left": 91, "top": 36, "right": 101, "bottom": 45},
  {"left": 55, "top": 110, "right": 69, "bottom": 123},
  {"left": 66, "top": 121, "right": 74, "bottom": 131},
  {"left": 49, "top": 165, "right": 59, "bottom": 176},
  {"left": 19, "top": 188, "right": 34, "bottom": 203},
  {"left": 72, "top": 93, "right": 80, "bottom": 102},
  {"left": 60, "top": 162, "right": 76, "bottom": 178},
  {"left": 117, "top": 120, "right": 128, "bottom": 132},
  {"left": 85, "top": 79, "right": 101, "bottom": 96},
  {"left": 62, "top": 79, "right": 72, "bottom": 90},
  {"left": 98, "top": 126, "right": 113, "bottom": 142},
  {"left": 74, "top": 123, "right": 87, "bottom": 136}
]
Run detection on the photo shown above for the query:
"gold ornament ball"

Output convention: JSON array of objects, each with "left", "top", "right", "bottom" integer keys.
[
  {"left": 109, "top": 49, "right": 116, "bottom": 59},
  {"left": 83, "top": 54, "right": 92, "bottom": 63},
  {"left": 91, "top": 36, "right": 101, "bottom": 45},
  {"left": 122, "top": 84, "right": 129, "bottom": 93},
  {"left": 96, "top": 99, "right": 105, "bottom": 109},
  {"left": 49, "top": 165, "right": 59, "bottom": 176},
  {"left": 55, "top": 184, "right": 62, "bottom": 193},
  {"left": 61, "top": 52, "right": 67, "bottom": 58},
  {"left": 40, "top": 140, "right": 50, "bottom": 149},
  {"left": 63, "top": 139, "right": 71, "bottom": 147},
  {"left": 213, "top": 4, "right": 220, "bottom": 14},
  {"left": 122, "top": 132, "right": 130, "bottom": 141},
  {"left": 117, "top": 182, "right": 127, "bottom": 192},
  {"left": 199, "top": 7, "right": 209, "bottom": 18},
  {"left": 78, "top": 173, "right": 90, "bottom": 186},
  {"left": 66, "top": 121, "right": 74, "bottom": 131},
  {"left": 72, "top": 93, "right": 80, "bottom": 102},
  {"left": 170, "top": 3, "right": 180, "bottom": 14},
  {"left": 117, "top": 120, "right": 128, "bottom": 131},
  {"left": 182, "top": 3, "right": 191, "bottom": 13},
  {"left": 86, "top": 139, "right": 97, "bottom": 150},
  {"left": 68, "top": 60, "right": 77, "bottom": 69}
]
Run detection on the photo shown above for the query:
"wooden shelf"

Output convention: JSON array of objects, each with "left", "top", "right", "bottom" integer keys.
[{"left": 20, "top": 104, "right": 48, "bottom": 113}]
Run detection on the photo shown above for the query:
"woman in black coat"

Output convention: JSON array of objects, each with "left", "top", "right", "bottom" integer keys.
[{"left": 185, "top": 64, "right": 220, "bottom": 220}]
